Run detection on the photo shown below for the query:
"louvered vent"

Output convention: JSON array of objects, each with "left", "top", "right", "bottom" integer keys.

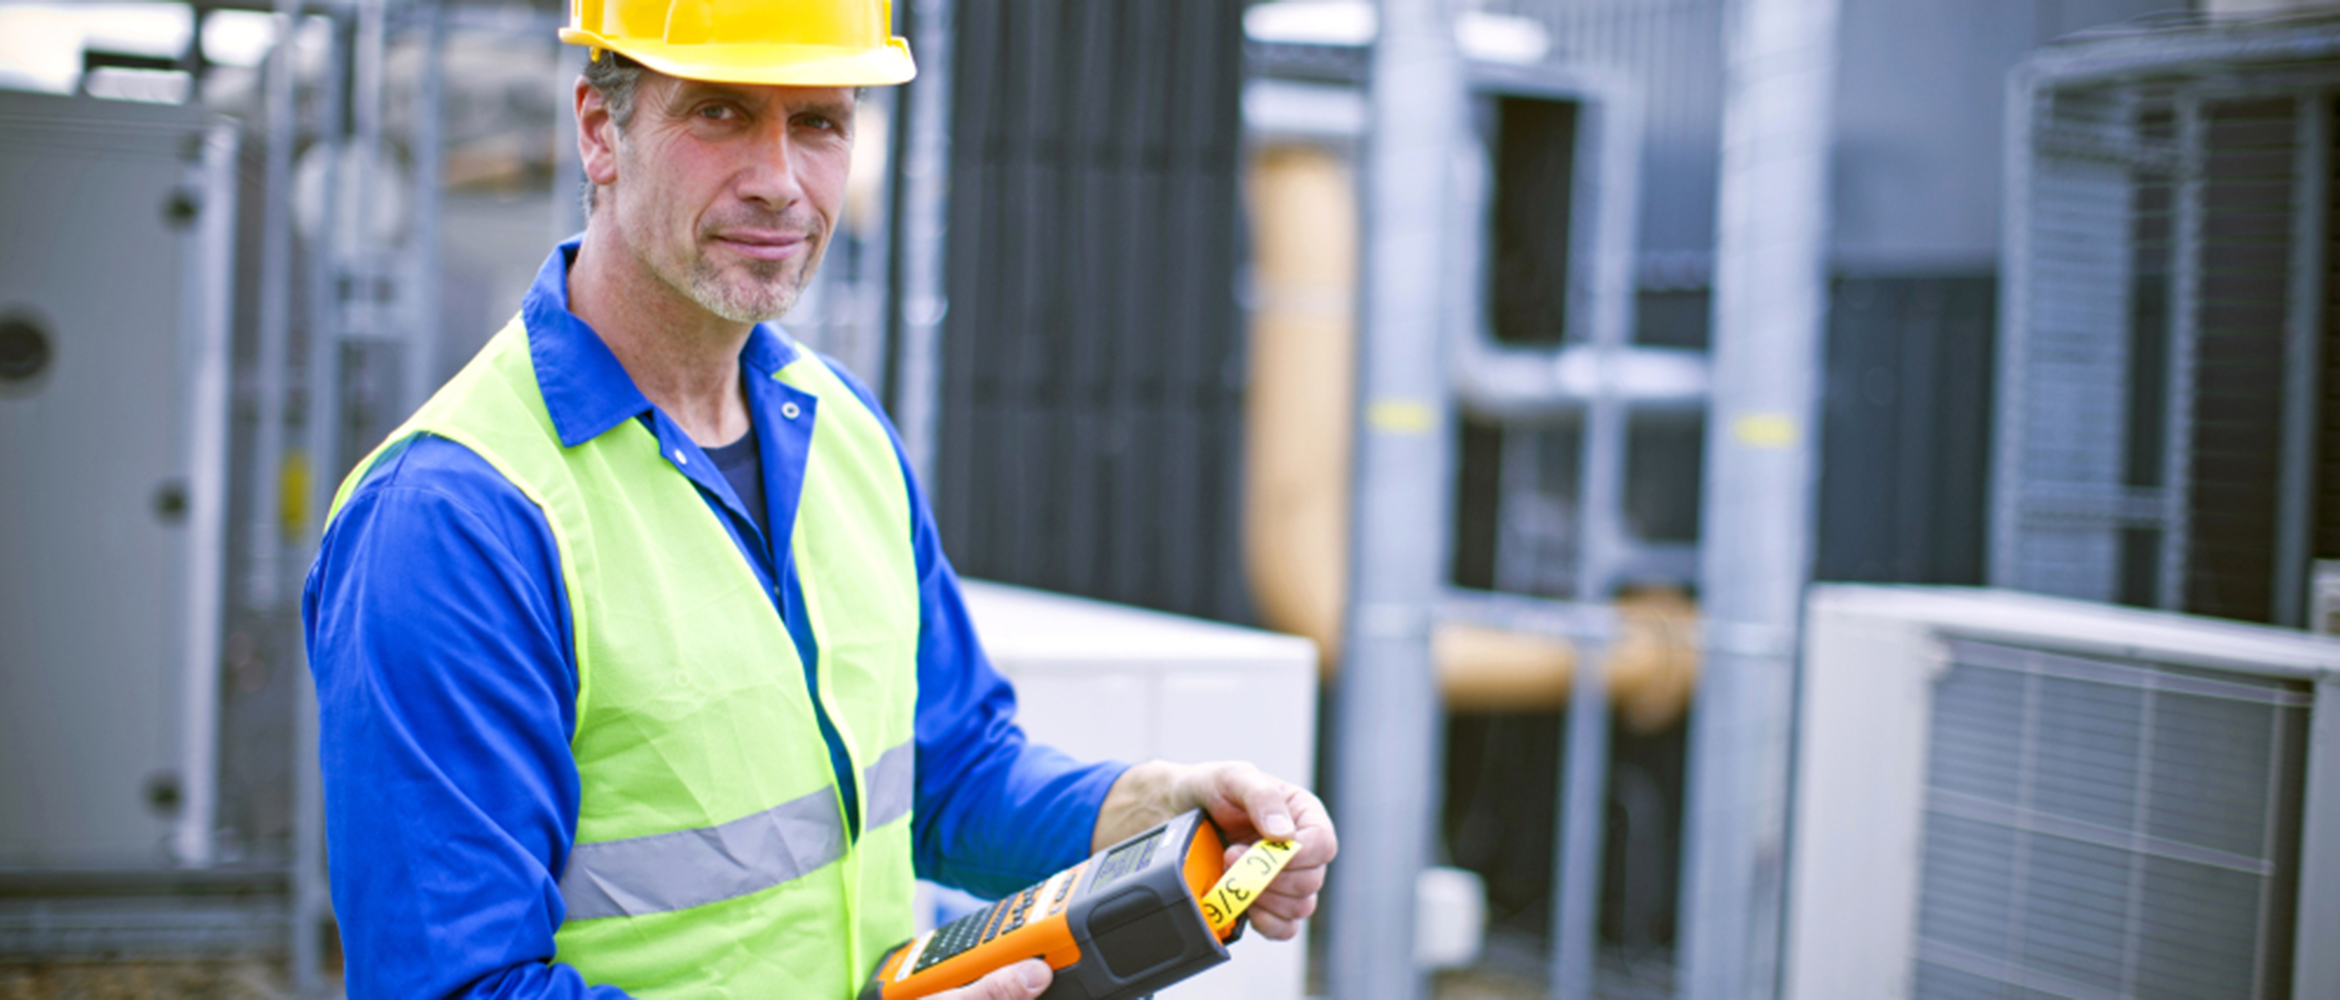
[
  {"left": 1913, "top": 638, "right": 2310, "bottom": 999},
  {"left": 933, "top": 0, "right": 1249, "bottom": 620}
]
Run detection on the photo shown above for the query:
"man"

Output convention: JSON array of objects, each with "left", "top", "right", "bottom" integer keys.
[{"left": 301, "top": 2, "right": 1335, "bottom": 997}]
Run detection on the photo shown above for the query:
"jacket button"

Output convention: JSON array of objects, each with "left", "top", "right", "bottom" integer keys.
[
  {"left": 781, "top": 402, "right": 802, "bottom": 420},
  {"left": 673, "top": 448, "right": 688, "bottom": 465}
]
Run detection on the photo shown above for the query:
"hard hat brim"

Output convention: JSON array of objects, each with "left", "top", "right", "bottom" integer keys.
[{"left": 561, "top": 30, "right": 916, "bottom": 87}]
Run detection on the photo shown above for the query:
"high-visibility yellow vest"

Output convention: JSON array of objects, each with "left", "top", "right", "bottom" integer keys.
[{"left": 330, "top": 317, "right": 918, "bottom": 998}]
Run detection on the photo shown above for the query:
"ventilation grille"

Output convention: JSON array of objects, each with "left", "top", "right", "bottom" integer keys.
[
  {"left": 1914, "top": 639, "right": 2310, "bottom": 999},
  {"left": 934, "top": 0, "right": 1249, "bottom": 620}
]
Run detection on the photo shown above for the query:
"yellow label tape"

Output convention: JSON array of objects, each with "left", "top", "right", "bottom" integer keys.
[{"left": 1199, "top": 838, "right": 1299, "bottom": 937}]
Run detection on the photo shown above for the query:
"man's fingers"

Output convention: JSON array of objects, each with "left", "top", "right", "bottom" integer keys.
[
  {"left": 1244, "top": 891, "right": 1318, "bottom": 940},
  {"left": 1207, "top": 836, "right": 1323, "bottom": 942},
  {"left": 1213, "top": 765, "right": 1334, "bottom": 861},
  {"left": 932, "top": 958, "right": 1052, "bottom": 1000},
  {"left": 1219, "top": 839, "right": 1327, "bottom": 900},
  {"left": 1199, "top": 762, "right": 1297, "bottom": 840},
  {"left": 1284, "top": 791, "right": 1338, "bottom": 869},
  {"left": 1261, "top": 865, "right": 1325, "bottom": 899},
  {"left": 1248, "top": 911, "right": 1301, "bottom": 940},
  {"left": 1241, "top": 776, "right": 1297, "bottom": 840},
  {"left": 1180, "top": 766, "right": 1334, "bottom": 946},
  {"left": 1251, "top": 888, "right": 1319, "bottom": 924}
]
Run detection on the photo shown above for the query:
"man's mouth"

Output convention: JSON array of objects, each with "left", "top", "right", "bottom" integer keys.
[{"left": 710, "top": 230, "right": 810, "bottom": 262}]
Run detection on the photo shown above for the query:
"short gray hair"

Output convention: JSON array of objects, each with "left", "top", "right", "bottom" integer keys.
[{"left": 580, "top": 50, "right": 645, "bottom": 215}]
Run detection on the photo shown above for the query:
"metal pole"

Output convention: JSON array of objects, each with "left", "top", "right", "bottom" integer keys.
[
  {"left": 1988, "top": 70, "right": 2039, "bottom": 590},
  {"left": 352, "top": 0, "right": 382, "bottom": 276},
  {"left": 173, "top": 122, "right": 243, "bottom": 868},
  {"left": 1677, "top": 0, "right": 1840, "bottom": 996},
  {"left": 1328, "top": 2, "right": 1461, "bottom": 1000},
  {"left": 289, "top": 12, "right": 348, "bottom": 992},
  {"left": 246, "top": 0, "right": 303, "bottom": 612},
  {"left": 2158, "top": 96, "right": 2204, "bottom": 613},
  {"left": 1551, "top": 604, "right": 1611, "bottom": 1000},
  {"left": 291, "top": 625, "right": 328, "bottom": 995},
  {"left": 2274, "top": 93, "right": 2328, "bottom": 627},
  {"left": 853, "top": 82, "right": 901, "bottom": 389},
  {"left": 401, "top": 0, "right": 446, "bottom": 411},
  {"left": 1552, "top": 86, "right": 1643, "bottom": 1000},
  {"left": 551, "top": 40, "right": 587, "bottom": 244},
  {"left": 891, "top": 0, "right": 954, "bottom": 486}
]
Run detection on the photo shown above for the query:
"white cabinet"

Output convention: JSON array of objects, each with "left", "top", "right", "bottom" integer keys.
[{"left": 959, "top": 581, "right": 1319, "bottom": 1000}]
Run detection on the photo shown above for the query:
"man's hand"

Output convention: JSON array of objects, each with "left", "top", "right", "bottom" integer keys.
[
  {"left": 1093, "top": 761, "right": 1338, "bottom": 941},
  {"left": 932, "top": 958, "right": 1052, "bottom": 1000}
]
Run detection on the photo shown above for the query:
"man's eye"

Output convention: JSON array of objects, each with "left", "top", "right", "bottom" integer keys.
[
  {"left": 798, "top": 115, "right": 838, "bottom": 132},
  {"left": 697, "top": 104, "right": 736, "bottom": 121}
]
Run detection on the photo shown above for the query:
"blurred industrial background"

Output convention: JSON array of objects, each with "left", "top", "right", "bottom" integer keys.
[{"left": 4, "top": 0, "right": 2340, "bottom": 998}]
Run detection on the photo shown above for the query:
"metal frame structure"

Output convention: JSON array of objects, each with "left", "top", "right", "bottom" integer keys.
[
  {"left": 240, "top": 0, "right": 451, "bottom": 988},
  {"left": 1, "top": 1, "right": 444, "bottom": 988},
  {"left": 1449, "top": 63, "right": 1706, "bottom": 591},
  {"left": 1993, "top": 18, "right": 2340, "bottom": 625},
  {"left": 1246, "top": 23, "right": 1683, "bottom": 1000},
  {"left": 1442, "top": 61, "right": 1667, "bottom": 1000},
  {"left": 1259, "top": 2, "right": 1832, "bottom": 996}
]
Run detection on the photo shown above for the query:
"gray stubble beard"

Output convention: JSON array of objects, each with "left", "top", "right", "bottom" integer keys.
[{"left": 681, "top": 238, "right": 825, "bottom": 324}]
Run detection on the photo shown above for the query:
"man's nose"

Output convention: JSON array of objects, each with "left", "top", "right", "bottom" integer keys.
[{"left": 737, "top": 133, "right": 807, "bottom": 209}]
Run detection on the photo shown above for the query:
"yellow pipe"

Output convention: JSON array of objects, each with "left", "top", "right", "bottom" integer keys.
[
  {"left": 1240, "top": 142, "right": 1699, "bottom": 731},
  {"left": 1241, "top": 144, "right": 1357, "bottom": 670}
]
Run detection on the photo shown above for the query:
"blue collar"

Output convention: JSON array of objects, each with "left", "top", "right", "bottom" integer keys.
[{"left": 521, "top": 237, "right": 805, "bottom": 448}]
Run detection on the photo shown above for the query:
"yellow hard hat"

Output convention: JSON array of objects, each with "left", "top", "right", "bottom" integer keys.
[{"left": 561, "top": 0, "right": 915, "bottom": 87}]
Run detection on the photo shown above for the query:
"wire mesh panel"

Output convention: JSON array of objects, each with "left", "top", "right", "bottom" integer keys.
[
  {"left": 1995, "top": 20, "right": 2340, "bottom": 625},
  {"left": 2001, "top": 86, "right": 2152, "bottom": 603},
  {"left": 1914, "top": 638, "right": 2310, "bottom": 1000}
]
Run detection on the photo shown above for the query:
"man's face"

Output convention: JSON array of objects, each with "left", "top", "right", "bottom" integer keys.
[{"left": 601, "top": 75, "right": 855, "bottom": 324}]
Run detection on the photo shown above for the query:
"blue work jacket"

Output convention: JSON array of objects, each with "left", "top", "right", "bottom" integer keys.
[{"left": 302, "top": 239, "right": 1124, "bottom": 1000}]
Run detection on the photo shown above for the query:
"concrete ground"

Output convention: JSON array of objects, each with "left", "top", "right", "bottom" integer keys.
[{"left": 0, "top": 961, "right": 332, "bottom": 1000}]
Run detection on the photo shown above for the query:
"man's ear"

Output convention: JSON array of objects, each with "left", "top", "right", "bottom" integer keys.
[{"left": 577, "top": 77, "right": 619, "bottom": 190}]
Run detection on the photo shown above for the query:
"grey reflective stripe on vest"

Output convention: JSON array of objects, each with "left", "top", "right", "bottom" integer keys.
[
  {"left": 559, "top": 741, "right": 915, "bottom": 921},
  {"left": 863, "top": 740, "right": 915, "bottom": 830}
]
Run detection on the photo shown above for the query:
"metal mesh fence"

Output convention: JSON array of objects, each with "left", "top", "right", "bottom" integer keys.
[{"left": 1994, "top": 22, "right": 2340, "bottom": 626}]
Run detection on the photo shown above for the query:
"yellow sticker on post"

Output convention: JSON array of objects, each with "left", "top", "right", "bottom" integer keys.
[{"left": 1199, "top": 838, "right": 1300, "bottom": 937}]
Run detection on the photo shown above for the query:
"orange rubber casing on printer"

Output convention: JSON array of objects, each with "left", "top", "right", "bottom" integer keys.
[{"left": 861, "top": 809, "right": 1238, "bottom": 1000}]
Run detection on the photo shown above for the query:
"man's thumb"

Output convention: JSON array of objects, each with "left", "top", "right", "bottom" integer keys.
[{"left": 954, "top": 958, "right": 1053, "bottom": 1000}]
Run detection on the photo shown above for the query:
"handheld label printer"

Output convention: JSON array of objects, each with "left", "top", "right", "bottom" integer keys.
[{"left": 862, "top": 809, "right": 1296, "bottom": 1000}]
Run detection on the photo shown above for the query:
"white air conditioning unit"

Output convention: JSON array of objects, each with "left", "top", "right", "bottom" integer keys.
[
  {"left": 953, "top": 581, "right": 1319, "bottom": 1000},
  {"left": 1784, "top": 586, "right": 2340, "bottom": 1000}
]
